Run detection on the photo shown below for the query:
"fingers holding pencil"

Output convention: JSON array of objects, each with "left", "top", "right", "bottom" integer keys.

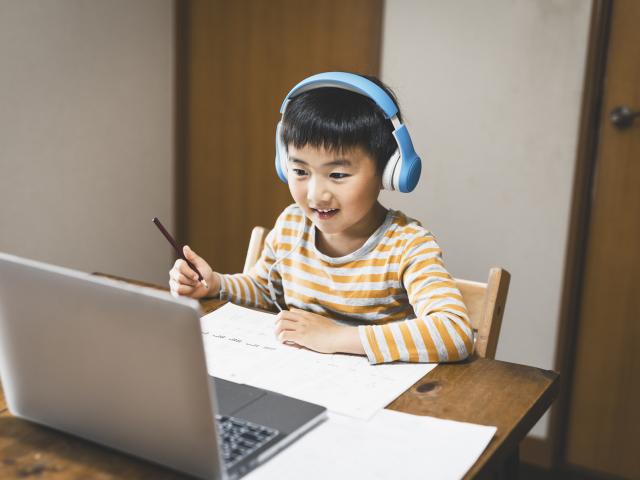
[
  {"left": 169, "top": 261, "right": 199, "bottom": 286},
  {"left": 169, "top": 246, "right": 217, "bottom": 299},
  {"left": 182, "top": 245, "right": 213, "bottom": 289},
  {"left": 152, "top": 217, "right": 219, "bottom": 299}
]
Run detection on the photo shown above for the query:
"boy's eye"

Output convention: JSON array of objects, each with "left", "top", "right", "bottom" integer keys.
[
  {"left": 330, "top": 172, "right": 350, "bottom": 179},
  {"left": 292, "top": 168, "right": 308, "bottom": 177}
]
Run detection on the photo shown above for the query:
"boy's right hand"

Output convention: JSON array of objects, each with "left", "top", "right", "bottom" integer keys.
[{"left": 169, "top": 246, "right": 219, "bottom": 299}]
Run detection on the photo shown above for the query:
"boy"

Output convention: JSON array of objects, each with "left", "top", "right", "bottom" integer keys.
[{"left": 169, "top": 72, "right": 473, "bottom": 364}]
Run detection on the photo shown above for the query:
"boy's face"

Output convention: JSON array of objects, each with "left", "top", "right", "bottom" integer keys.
[{"left": 287, "top": 144, "right": 382, "bottom": 237}]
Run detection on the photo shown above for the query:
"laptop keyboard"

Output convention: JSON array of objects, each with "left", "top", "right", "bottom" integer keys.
[{"left": 215, "top": 414, "right": 279, "bottom": 469}]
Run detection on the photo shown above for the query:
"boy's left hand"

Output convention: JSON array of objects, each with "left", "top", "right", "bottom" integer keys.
[{"left": 274, "top": 308, "right": 363, "bottom": 355}]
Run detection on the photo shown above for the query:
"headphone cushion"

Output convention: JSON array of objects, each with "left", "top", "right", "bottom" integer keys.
[
  {"left": 275, "top": 122, "right": 289, "bottom": 183},
  {"left": 382, "top": 150, "right": 400, "bottom": 191}
]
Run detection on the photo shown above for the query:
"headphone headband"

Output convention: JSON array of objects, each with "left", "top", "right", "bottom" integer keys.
[{"left": 280, "top": 72, "right": 399, "bottom": 119}]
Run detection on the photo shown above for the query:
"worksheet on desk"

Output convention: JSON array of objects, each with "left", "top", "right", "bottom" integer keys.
[
  {"left": 200, "top": 302, "right": 437, "bottom": 420},
  {"left": 246, "top": 410, "right": 497, "bottom": 480}
]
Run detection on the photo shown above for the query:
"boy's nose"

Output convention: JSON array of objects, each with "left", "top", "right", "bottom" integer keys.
[{"left": 307, "top": 177, "right": 332, "bottom": 204}]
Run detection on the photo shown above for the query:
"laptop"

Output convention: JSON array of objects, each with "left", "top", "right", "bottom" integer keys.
[{"left": 0, "top": 252, "right": 326, "bottom": 479}]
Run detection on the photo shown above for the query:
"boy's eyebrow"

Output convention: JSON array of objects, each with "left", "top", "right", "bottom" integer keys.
[{"left": 289, "top": 157, "right": 353, "bottom": 167}]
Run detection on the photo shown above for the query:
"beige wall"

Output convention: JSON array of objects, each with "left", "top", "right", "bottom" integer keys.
[
  {"left": 380, "top": 0, "right": 592, "bottom": 437},
  {"left": 0, "top": 0, "right": 174, "bottom": 285}
]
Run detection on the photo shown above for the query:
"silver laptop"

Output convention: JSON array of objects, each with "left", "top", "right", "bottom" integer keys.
[{"left": 0, "top": 252, "right": 326, "bottom": 479}]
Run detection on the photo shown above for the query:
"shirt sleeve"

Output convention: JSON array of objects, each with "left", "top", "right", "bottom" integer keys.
[
  {"left": 358, "top": 233, "right": 473, "bottom": 364},
  {"left": 218, "top": 224, "right": 284, "bottom": 312}
]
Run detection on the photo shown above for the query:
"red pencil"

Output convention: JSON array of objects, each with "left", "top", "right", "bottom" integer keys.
[{"left": 152, "top": 217, "right": 209, "bottom": 289}]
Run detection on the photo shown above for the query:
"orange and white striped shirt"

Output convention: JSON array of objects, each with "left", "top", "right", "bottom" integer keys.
[{"left": 219, "top": 204, "right": 473, "bottom": 364}]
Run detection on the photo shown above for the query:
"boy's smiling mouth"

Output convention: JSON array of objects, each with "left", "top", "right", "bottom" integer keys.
[{"left": 311, "top": 208, "right": 339, "bottom": 220}]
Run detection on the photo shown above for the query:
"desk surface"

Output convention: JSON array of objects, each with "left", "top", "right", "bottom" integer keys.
[{"left": 0, "top": 282, "right": 559, "bottom": 479}]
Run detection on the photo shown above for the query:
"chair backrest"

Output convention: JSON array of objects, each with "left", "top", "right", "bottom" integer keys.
[
  {"left": 243, "top": 226, "right": 269, "bottom": 275},
  {"left": 454, "top": 269, "right": 510, "bottom": 359},
  {"left": 243, "top": 226, "right": 510, "bottom": 359}
]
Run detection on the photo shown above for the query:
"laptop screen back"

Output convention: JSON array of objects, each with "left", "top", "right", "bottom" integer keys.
[{"left": 0, "top": 253, "right": 224, "bottom": 479}]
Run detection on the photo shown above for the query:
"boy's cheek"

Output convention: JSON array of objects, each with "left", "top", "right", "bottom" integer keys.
[{"left": 288, "top": 183, "right": 305, "bottom": 203}]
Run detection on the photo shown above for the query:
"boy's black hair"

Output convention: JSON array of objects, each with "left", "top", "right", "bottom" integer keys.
[{"left": 281, "top": 75, "right": 402, "bottom": 174}]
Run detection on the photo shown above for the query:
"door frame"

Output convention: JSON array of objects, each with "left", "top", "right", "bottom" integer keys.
[
  {"left": 549, "top": 0, "right": 613, "bottom": 469},
  {"left": 520, "top": 0, "right": 613, "bottom": 470}
]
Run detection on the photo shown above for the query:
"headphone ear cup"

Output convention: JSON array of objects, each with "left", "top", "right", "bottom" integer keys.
[
  {"left": 275, "top": 122, "right": 289, "bottom": 183},
  {"left": 382, "top": 149, "right": 400, "bottom": 190}
]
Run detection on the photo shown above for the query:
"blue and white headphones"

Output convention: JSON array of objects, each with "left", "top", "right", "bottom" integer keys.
[{"left": 274, "top": 72, "right": 422, "bottom": 193}]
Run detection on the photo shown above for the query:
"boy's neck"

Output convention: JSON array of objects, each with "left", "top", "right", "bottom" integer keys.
[{"left": 315, "top": 202, "right": 388, "bottom": 258}]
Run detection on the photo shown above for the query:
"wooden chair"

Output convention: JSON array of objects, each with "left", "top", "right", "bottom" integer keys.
[
  {"left": 243, "top": 226, "right": 269, "bottom": 275},
  {"left": 454, "top": 268, "right": 510, "bottom": 359},
  {"left": 243, "top": 226, "right": 510, "bottom": 359}
]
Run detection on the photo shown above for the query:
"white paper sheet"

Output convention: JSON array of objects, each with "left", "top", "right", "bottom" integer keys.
[
  {"left": 200, "top": 303, "right": 436, "bottom": 419},
  {"left": 246, "top": 409, "right": 497, "bottom": 480}
]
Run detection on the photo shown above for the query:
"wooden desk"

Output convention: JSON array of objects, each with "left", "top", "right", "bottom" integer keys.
[{"left": 0, "top": 284, "right": 559, "bottom": 479}]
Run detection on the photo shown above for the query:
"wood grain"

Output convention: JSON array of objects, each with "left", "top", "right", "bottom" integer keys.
[
  {"left": 179, "top": 0, "right": 383, "bottom": 275},
  {"left": 0, "top": 411, "right": 189, "bottom": 479},
  {"left": 242, "top": 227, "right": 268, "bottom": 274},
  {"left": 388, "top": 357, "right": 559, "bottom": 479},
  {"left": 544, "top": 0, "right": 613, "bottom": 469},
  {"left": 455, "top": 268, "right": 510, "bottom": 360},
  {"left": 565, "top": 0, "right": 640, "bottom": 476}
]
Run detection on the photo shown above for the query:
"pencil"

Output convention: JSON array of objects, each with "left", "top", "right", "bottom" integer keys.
[{"left": 152, "top": 217, "right": 209, "bottom": 289}]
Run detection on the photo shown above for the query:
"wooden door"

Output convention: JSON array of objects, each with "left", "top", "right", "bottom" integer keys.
[
  {"left": 176, "top": 0, "right": 383, "bottom": 274},
  {"left": 565, "top": 0, "right": 640, "bottom": 477}
]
